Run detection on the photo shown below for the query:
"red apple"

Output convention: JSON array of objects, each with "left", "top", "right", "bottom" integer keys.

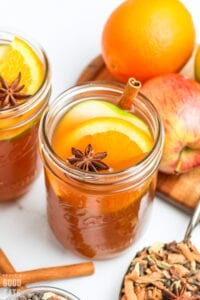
[{"left": 141, "top": 73, "right": 200, "bottom": 174}]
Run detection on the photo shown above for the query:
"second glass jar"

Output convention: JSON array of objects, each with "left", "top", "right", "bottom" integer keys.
[{"left": 0, "top": 31, "right": 51, "bottom": 202}]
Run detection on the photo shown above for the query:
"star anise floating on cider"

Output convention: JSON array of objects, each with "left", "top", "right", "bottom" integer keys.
[
  {"left": 0, "top": 72, "right": 31, "bottom": 109},
  {"left": 67, "top": 144, "right": 109, "bottom": 172}
]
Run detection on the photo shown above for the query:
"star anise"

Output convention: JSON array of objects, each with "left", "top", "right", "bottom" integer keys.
[
  {"left": 0, "top": 72, "right": 31, "bottom": 109},
  {"left": 164, "top": 283, "right": 200, "bottom": 300},
  {"left": 67, "top": 144, "right": 109, "bottom": 172},
  {"left": 167, "top": 292, "right": 200, "bottom": 299}
]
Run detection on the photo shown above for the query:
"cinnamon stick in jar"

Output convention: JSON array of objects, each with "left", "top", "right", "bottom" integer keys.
[{"left": 119, "top": 77, "right": 141, "bottom": 110}]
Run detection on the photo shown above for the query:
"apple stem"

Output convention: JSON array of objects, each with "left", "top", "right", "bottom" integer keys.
[{"left": 119, "top": 77, "right": 141, "bottom": 110}]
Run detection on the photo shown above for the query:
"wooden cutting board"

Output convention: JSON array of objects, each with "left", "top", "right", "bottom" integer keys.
[{"left": 76, "top": 55, "right": 200, "bottom": 213}]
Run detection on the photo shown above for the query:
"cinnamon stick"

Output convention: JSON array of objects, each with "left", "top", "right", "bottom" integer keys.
[
  {"left": 0, "top": 248, "right": 26, "bottom": 290},
  {"left": 119, "top": 77, "right": 141, "bottom": 110},
  {"left": 0, "top": 248, "right": 16, "bottom": 274},
  {"left": 0, "top": 262, "right": 94, "bottom": 287}
]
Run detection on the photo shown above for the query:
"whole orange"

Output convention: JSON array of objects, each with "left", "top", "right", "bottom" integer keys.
[{"left": 101, "top": 0, "right": 195, "bottom": 83}]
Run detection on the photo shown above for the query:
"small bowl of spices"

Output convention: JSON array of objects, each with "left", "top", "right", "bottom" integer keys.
[
  {"left": 119, "top": 201, "right": 200, "bottom": 299},
  {"left": 9, "top": 286, "right": 80, "bottom": 300},
  {"left": 119, "top": 240, "right": 200, "bottom": 299}
]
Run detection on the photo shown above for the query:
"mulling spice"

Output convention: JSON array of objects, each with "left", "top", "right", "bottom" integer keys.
[
  {"left": 120, "top": 241, "right": 200, "bottom": 300},
  {"left": 17, "top": 291, "right": 71, "bottom": 300}
]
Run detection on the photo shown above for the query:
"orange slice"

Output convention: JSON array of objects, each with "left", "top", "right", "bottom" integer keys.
[
  {"left": 0, "top": 36, "right": 44, "bottom": 94},
  {"left": 53, "top": 117, "right": 153, "bottom": 171},
  {"left": 56, "top": 99, "right": 151, "bottom": 135}
]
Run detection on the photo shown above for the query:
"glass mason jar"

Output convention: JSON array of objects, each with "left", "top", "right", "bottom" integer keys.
[
  {"left": 39, "top": 81, "right": 164, "bottom": 260},
  {"left": 9, "top": 286, "right": 80, "bottom": 300},
  {"left": 0, "top": 31, "right": 51, "bottom": 202}
]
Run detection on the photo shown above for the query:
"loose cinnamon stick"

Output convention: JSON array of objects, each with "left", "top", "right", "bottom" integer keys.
[
  {"left": 0, "top": 248, "right": 26, "bottom": 290},
  {"left": 0, "top": 248, "right": 16, "bottom": 274},
  {"left": 119, "top": 77, "right": 141, "bottom": 110},
  {"left": 0, "top": 262, "right": 94, "bottom": 287}
]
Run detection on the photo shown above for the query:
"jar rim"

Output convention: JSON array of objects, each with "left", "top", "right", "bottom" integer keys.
[
  {"left": 39, "top": 81, "right": 164, "bottom": 185},
  {"left": 0, "top": 30, "right": 51, "bottom": 118},
  {"left": 9, "top": 285, "right": 80, "bottom": 300}
]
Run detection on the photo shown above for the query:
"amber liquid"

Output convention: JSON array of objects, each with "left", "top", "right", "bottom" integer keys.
[
  {"left": 45, "top": 170, "right": 156, "bottom": 259},
  {"left": 0, "top": 125, "right": 40, "bottom": 202}
]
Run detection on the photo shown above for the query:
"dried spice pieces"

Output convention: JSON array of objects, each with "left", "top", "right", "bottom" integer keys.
[
  {"left": 120, "top": 241, "right": 200, "bottom": 300},
  {"left": 17, "top": 291, "right": 71, "bottom": 300}
]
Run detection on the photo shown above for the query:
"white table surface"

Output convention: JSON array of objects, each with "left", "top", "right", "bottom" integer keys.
[{"left": 0, "top": 1, "right": 200, "bottom": 299}]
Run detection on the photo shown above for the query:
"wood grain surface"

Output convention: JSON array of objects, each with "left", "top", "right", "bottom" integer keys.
[{"left": 76, "top": 55, "right": 200, "bottom": 213}]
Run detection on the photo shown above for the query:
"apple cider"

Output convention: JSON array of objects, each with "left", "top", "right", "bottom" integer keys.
[
  {"left": 39, "top": 82, "right": 163, "bottom": 259},
  {"left": 0, "top": 31, "right": 51, "bottom": 202}
]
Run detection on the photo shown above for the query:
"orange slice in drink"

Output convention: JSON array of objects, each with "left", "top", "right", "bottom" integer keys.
[
  {"left": 53, "top": 117, "right": 153, "bottom": 171},
  {"left": 56, "top": 99, "right": 151, "bottom": 135},
  {"left": 0, "top": 36, "right": 44, "bottom": 94}
]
